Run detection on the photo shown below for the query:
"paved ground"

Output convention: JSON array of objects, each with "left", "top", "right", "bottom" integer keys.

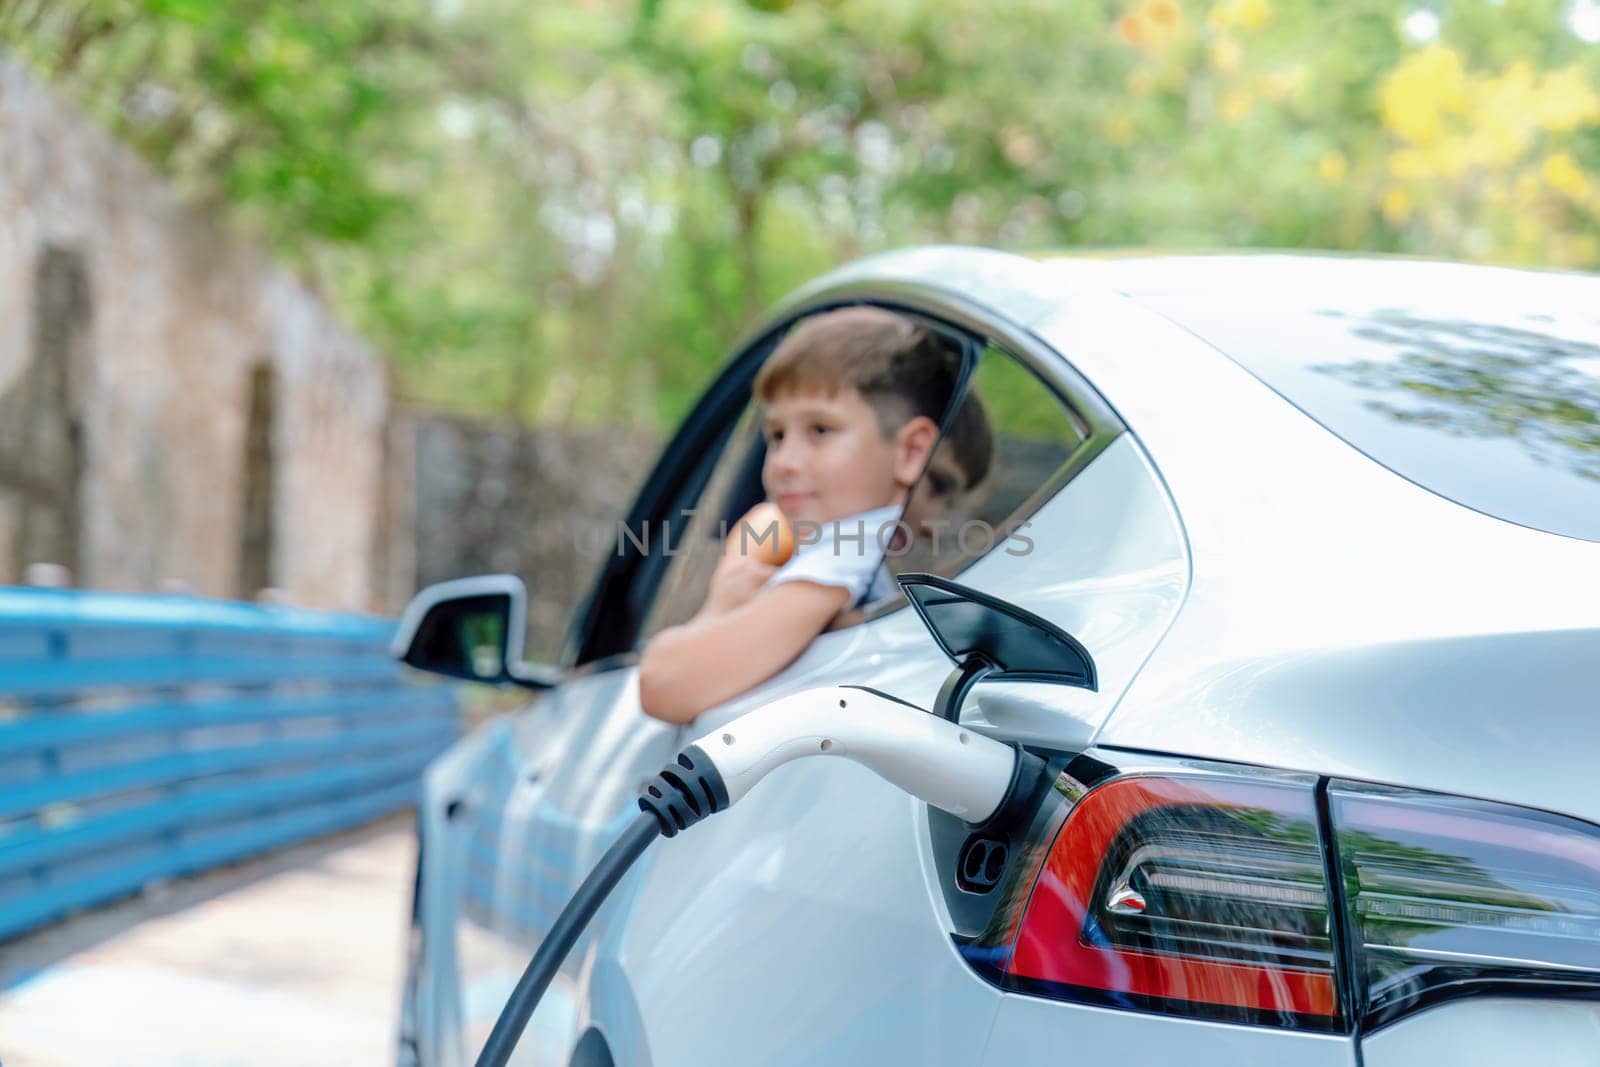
[{"left": 0, "top": 817, "right": 415, "bottom": 1066}]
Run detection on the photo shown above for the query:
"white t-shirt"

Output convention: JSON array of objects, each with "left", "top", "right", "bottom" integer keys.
[{"left": 765, "top": 504, "right": 902, "bottom": 607}]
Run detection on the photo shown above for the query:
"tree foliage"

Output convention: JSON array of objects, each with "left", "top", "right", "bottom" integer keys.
[{"left": 4, "top": 0, "right": 1597, "bottom": 429}]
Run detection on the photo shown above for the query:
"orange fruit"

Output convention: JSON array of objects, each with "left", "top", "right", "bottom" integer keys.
[{"left": 731, "top": 501, "right": 796, "bottom": 565}]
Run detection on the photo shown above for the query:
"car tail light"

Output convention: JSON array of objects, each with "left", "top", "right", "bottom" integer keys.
[
  {"left": 961, "top": 755, "right": 1600, "bottom": 1034},
  {"left": 1330, "top": 780, "right": 1600, "bottom": 1029},
  {"left": 963, "top": 765, "right": 1342, "bottom": 1031}
]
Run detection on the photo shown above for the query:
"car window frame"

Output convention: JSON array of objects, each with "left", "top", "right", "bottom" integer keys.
[
  {"left": 560, "top": 285, "right": 1124, "bottom": 669},
  {"left": 840, "top": 339, "right": 1097, "bottom": 625},
  {"left": 847, "top": 291, "right": 1126, "bottom": 625}
]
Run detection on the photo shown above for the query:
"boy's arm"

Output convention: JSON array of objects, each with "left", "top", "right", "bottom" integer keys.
[{"left": 638, "top": 580, "right": 851, "bottom": 725}]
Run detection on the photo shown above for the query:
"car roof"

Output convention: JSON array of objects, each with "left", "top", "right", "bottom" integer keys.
[
  {"left": 1063, "top": 253, "right": 1600, "bottom": 544},
  {"left": 1034, "top": 249, "right": 1600, "bottom": 330}
]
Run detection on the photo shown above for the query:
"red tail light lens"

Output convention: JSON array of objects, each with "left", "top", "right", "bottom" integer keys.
[
  {"left": 965, "top": 767, "right": 1343, "bottom": 1032},
  {"left": 1330, "top": 781, "right": 1600, "bottom": 1029},
  {"left": 961, "top": 756, "right": 1600, "bottom": 1035}
]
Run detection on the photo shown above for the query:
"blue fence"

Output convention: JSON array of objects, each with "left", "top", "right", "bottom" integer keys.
[{"left": 0, "top": 586, "right": 458, "bottom": 942}]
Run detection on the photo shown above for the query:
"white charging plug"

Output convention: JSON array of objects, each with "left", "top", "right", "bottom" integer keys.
[{"left": 686, "top": 684, "right": 1018, "bottom": 823}]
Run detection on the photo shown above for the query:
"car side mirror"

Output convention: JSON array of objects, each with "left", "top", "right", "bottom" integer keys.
[{"left": 391, "top": 575, "right": 562, "bottom": 690}]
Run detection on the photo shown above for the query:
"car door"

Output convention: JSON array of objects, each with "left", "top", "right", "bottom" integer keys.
[{"left": 575, "top": 285, "right": 1209, "bottom": 1066}]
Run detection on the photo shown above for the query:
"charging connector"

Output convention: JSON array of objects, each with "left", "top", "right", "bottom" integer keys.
[
  {"left": 638, "top": 684, "right": 1022, "bottom": 837},
  {"left": 637, "top": 744, "right": 728, "bottom": 837}
]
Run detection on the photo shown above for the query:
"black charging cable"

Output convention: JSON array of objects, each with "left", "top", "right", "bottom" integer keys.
[
  {"left": 473, "top": 747, "right": 730, "bottom": 1067},
  {"left": 473, "top": 812, "right": 659, "bottom": 1067}
]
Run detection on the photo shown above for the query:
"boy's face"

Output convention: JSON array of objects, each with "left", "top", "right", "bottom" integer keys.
[{"left": 761, "top": 387, "right": 936, "bottom": 526}]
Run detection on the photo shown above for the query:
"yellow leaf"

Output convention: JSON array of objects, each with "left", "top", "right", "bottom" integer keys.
[
  {"left": 1317, "top": 150, "right": 1348, "bottom": 183},
  {"left": 1222, "top": 88, "right": 1253, "bottom": 120},
  {"left": 693, "top": 3, "right": 731, "bottom": 42},
  {"left": 1210, "top": 0, "right": 1270, "bottom": 30},
  {"left": 1143, "top": 0, "right": 1181, "bottom": 30},
  {"left": 1259, "top": 70, "right": 1297, "bottom": 101},
  {"left": 1387, "top": 147, "right": 1433, "bottom": 181},
  {"left": 1463, "top": 115, "right": 1530, "bottom": 169},
  {"left": 1120, "top": 1, "right": 1181, "bottom": 51},
  {"left": 1428, "top": 138, "right": 1469, "bottom": 179},
  {"left": 1513, "top": 172, "right": 1542, "bottom": 207},
  {"left": 1380, "top": 46, "right": 1466, "bottom": 146},
  {"left": 1542, "top": 152, "right": 1592, "bottom": 201},
  {"left": 1533, "top": 67, "right": 1600, "bottom": 132},
  {"left": 1382, "top": 187, "right": 1414, "bottom": 224},
  {"left": 1208, "top": 36, "right": 1242, "bottom": 72}
]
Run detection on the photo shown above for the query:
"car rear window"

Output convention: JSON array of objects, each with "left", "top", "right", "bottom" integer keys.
[{"left": 1115, "top": 258, "right": 1600, "bottom": 543}]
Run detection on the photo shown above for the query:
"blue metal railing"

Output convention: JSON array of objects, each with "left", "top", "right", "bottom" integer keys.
[{"left": 0, "top": 586, "right": 458, "bottom": 942}]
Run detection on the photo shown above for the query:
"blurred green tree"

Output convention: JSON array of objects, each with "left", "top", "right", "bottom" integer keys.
[{"left": 3, "top": 0, "right": 1596, "bottom": 430}]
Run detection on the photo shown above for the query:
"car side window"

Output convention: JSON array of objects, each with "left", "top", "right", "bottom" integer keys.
[
  {"left": 636, "top": 308, "right": 979, "bottom": 644},
  {"left": 873, "top": 344, "right": 1088, "bottom": 596},
  {"left": 563, "top": 335, "right": 773, "bottom": 667},
  {"left": 572, "top": 313, "right": 1071, "bottom": 659},
  {"left": 639, "top": 402, "right": 767, "bottom": 639}
]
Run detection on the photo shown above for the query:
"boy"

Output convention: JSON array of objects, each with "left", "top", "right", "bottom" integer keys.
[{"left": 638, "top": 307, "right": 982, "bottom": 724}]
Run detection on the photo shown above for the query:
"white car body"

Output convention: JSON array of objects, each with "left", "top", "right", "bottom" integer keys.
[{"left": 401, "top": 248, "right": 1600, "bottom": 1066}]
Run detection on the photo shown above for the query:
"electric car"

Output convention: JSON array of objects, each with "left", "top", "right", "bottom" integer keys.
[{"left": 396, "top": 248, "right": 1600, "bottom": 1066}]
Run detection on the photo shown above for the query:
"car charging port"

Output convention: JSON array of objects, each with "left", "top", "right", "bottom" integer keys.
[{"left": 956, "top": 833, "right": 1011, "bottom": 894}]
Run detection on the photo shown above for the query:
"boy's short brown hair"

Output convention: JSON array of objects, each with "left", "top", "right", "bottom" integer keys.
[
  {"left": 755, "top": 306, "right": 960, "bottom": 435},
  {"left": 755, "top": 306, "right": 997, "bottom": 489}
]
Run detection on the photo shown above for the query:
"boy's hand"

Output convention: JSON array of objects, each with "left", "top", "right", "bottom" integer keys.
[{"left": 702, "top": 551, "right": 780, "bottom": 617}]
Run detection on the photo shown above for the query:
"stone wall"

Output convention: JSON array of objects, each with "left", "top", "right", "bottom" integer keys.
[
  {"left": 0, "top": 56, "right": 394, "bottom": 612},
  {"left": 408, "top": 412, "right": 660, "bottom": 661}
]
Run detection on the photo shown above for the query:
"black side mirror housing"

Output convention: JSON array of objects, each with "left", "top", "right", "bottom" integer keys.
[{"left": 391, "top": 575, "right": 561, "bottom": 689}]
